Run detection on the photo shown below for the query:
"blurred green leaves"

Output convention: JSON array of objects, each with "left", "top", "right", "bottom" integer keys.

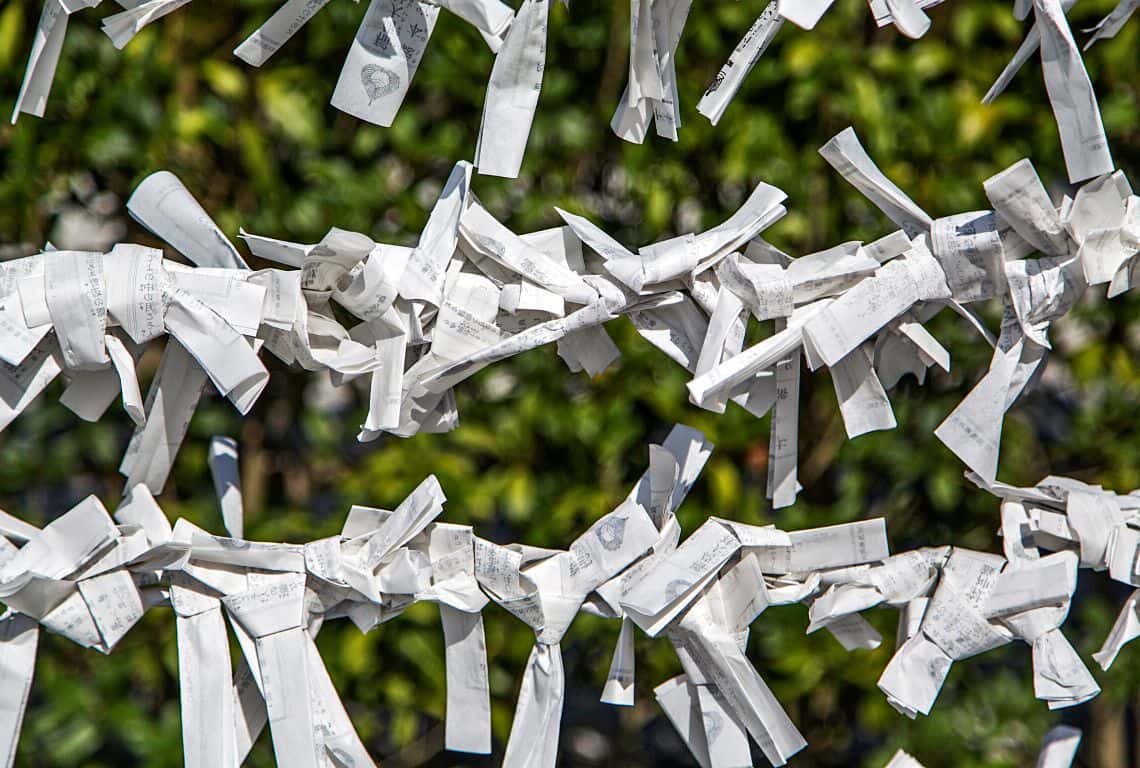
[{"left": 0, "top": 0, "right": 1137, "bottom": 766}]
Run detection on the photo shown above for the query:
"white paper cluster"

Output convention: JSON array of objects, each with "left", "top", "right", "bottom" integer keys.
[
  {"left": 2, "top": 127, "right": 1137, "bottom": 509},
  {"left": 3, "top": 424, "right": 1135, "bottom": 767},
  {"left": 11, "top": 0, "right": 1135, "bottom": 178}
]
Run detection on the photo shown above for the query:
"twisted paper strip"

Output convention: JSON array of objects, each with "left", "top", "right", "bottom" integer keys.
[
  {"left": 1, "top": 127, "right": 1137, "bottom": 505},
  {"left": 11, "top": 0, "right": 1133, "bottom": 178},
  {"left": 4, "top": 425, "right": 1139, "bottom": 767}
]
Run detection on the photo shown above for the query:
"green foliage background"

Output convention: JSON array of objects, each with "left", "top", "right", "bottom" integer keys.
[{"left": 0, "top": 0, "right": 1138, "bottom": 765}]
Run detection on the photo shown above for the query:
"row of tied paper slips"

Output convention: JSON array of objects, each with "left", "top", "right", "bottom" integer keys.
[
  {"left": 2, "top": 419, "right": 1140, "bottom": 765},
  {"left": 0, "top": 125, "right": 1136, "bottom": 502},
  {"left": 0, "top": 123, "right": 1138, "bottom": 766},
  {"left": 9, "top": 0, "right": 1136, "bottom": 179},
  {"left": 0, "top": 422, "right": 1130, "bottom": 768}
]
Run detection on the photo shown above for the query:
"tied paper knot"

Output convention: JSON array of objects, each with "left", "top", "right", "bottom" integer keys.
[
  {"left": 876, "top": 545, "right": 1097, "bottom": 718},
  {"left": 10, "top": 236, "right": 270, "bottom": 427},
  {"left": 42, "top": 250, "right": 108, "bottom": 370}
]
